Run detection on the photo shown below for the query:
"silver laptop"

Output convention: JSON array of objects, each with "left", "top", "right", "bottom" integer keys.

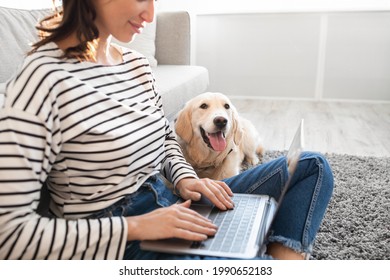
[{"left": 141, "top": 119, "right": 305, "bottom": 259}]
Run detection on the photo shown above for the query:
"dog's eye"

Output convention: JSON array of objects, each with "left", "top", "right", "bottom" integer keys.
[
  {"left": 224, "top": 104, "right": 230, "bottom": 109},
  {"left": 200, "top": 103, "right": 208, "bottom": 109}
]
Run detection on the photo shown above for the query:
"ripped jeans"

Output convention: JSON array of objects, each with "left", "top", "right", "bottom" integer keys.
[{"left": 89, "top": 151, "right": 334, "bottom": 260}]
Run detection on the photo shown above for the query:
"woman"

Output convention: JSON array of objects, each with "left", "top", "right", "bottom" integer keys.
[{"left": 0, "top": 0, "right": 333, "bottom": 260}]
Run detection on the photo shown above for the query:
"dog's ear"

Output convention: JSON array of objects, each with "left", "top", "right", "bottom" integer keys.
[
  {"left": 231, "top": 106, "right": 243, "bottom": 146},
  {"left": 174, "top": 105, "right": 193, "bottom": 143}
]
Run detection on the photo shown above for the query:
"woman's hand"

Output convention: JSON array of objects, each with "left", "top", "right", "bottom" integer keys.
[
  {"left": 175, "top": 178, "right": 234, "bottom": 210},
  {"left": 126, "top": 200, "right": 217, "bottom": 241}
]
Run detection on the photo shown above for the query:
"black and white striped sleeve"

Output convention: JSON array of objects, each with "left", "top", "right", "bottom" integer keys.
[
  {"left": 0, "top": 108, "right": 127, "bottom": 260},
  {"left": 161, "top": 121, "right": 199, "bottom": 185},
  {"left": 151, "top": 88, "right": 198, "bottom": 185}
]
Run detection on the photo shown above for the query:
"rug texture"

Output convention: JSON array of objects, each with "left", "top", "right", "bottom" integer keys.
[{"left": 258, "top": 151, "right": 389, "bottom": 260}]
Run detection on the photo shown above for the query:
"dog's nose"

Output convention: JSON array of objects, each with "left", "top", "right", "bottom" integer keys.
[{"left": 214, "top": 117, "right": 228, "bottom": 129}]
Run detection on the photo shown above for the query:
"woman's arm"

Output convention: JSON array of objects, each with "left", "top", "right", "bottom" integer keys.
[{"left": 0, "top": 79, "right": 128, "bottom": 260}]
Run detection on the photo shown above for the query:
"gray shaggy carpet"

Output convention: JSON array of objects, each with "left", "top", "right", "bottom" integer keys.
[{"left": 258, "top": 151, "right": 389, "bottom": 260}]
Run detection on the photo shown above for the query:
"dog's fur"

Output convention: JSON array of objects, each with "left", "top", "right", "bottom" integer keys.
[{"left": 174, "top": 92, "right": 264, "bottom": 180}]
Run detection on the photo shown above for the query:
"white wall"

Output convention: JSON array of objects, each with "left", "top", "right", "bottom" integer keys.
[
  {"left": 159, "top": 1, "right": 390, "bottom": 101},
  {"left": 196, "top": 11, "right": 390, "bottom": 101},
  {"left": 158, "top": 0, "right": 390, "bottom": 13}
]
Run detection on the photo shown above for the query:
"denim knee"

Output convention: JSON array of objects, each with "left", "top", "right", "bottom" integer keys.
[
  {"left": 301, "top": 151, "right": 334, "bottom": 198},
  {"left": 268, "top": 151, "right": 334, "bottom": 255}
]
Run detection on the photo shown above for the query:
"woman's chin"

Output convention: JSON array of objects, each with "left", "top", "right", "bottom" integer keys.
[{"left": 113, "top": 33, "right": 137, "bottom": 44}]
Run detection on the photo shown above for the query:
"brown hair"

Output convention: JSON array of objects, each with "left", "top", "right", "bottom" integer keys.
[{"left": 29, "top": 0, "right": 99, "bottom": 61}]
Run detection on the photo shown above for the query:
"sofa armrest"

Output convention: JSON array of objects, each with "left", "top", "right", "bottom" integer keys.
[{"left": 155, "top": 11, "right": 191, "bottom": 65}]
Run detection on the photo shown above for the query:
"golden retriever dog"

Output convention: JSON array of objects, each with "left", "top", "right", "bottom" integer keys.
[{"left": 174, "top": 92, "right": 264, "bottom": 180}]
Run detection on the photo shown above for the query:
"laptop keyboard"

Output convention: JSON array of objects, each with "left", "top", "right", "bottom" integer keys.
[{"left": 191, "top": 195, "right": 261, "bottom": 253}]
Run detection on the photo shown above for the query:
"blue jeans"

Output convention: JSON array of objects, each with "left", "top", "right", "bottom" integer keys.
[{"left": 89, "top": 151, "right": 334, "bottom": 260}]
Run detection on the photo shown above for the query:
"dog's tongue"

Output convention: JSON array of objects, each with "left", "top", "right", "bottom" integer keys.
[{"left": 208, "top": 131, "right": 227, "bottom": 151}]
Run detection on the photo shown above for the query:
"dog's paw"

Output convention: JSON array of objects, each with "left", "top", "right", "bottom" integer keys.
[
  {"left": 246, "top": 155, "right": 260, "bottom": 166},
  {"left": 256, "top": 144, "right": 265, "bottom": 157}
]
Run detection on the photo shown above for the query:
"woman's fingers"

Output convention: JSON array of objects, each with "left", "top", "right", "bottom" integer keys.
[
  {"left": 173, "top": 217, "right": 217, "bottom": 241},
  {"left": 126, "top": 201, "right": 218, "bottom": 242},
  {"left": 177, "top": 178, "right": 234, "bottom": 211},
  {"left": 173, "top": 203, "right": 218, "bottom": 240},
  {"left": 178, "top": 200, "right": 215, "bottom": 225},
  {"left": 191, "top": 179, "right": 234, "bottom": 210},
  {"left": 203, "top": 180, "right": 234, "bottom": 210}
]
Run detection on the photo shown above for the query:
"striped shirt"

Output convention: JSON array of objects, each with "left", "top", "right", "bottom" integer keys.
[{"left": 0, "top": 42, "right": 198, "bottom": 259}]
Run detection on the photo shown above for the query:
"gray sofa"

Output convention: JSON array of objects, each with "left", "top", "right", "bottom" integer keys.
[{"left": 0, "top": 6, "right": 209, "bottom": 121}]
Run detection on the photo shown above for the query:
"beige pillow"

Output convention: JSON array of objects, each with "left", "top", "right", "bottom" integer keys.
[{"left": 112, "top": 20, "right": 158, "bottom": 67}]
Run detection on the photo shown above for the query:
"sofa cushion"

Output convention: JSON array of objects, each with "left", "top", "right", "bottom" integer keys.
[
  {"left": 0, "top": 7, "right": 49, "bottom": 83},
  {"left": 153, "top": 65, "right": 209, "bottom": 121},
  {"left": 155, "top": 12, "right": 191, "bottom": 65}
]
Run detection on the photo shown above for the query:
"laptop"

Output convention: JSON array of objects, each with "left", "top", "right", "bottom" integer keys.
[{"left": 141, "top": 119, "right": 305, "bottom": 259}]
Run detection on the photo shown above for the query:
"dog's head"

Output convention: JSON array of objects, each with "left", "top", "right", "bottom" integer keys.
[{"left": 175, "top": 92, "right": 243, "bottom": 152}]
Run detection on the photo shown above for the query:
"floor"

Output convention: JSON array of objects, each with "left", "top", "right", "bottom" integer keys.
[{"left": 231, "top": 98, "right": 390, "bottom": 157}]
